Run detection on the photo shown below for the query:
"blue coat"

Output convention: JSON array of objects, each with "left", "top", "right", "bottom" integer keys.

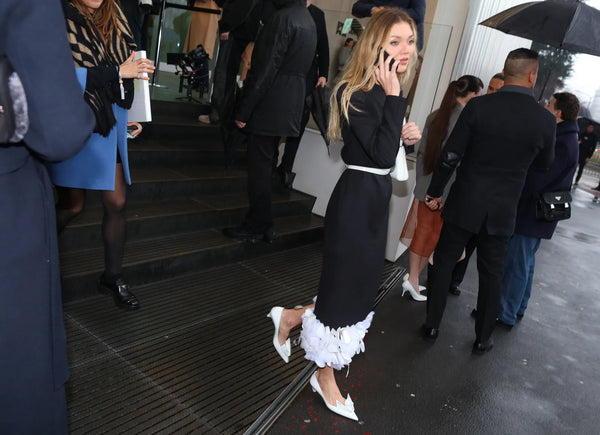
[
  {"left": 352, "top": 0, "right": 426, "bottom": 51},
  {"left": 514, "top": 120, "right": 579, "bottom": 239},
  {"left": 0, "top": 0, "right": 95, "bottom": 432},
  {"left": 48, "top": 68, "right": 132, "bottom": 190}
]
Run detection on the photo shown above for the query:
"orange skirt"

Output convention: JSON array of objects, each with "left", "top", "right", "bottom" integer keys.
[{"left": 400, "top": 198, "right": 444, "bottom": 257}]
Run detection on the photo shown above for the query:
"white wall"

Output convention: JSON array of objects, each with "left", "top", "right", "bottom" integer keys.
[{"left": 452, "top": 0, "right": 532, "bottom": 87}]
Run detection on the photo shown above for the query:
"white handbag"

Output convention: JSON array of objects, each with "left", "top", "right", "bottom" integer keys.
[
  {"left": 390, "top": 142, "right": 408, "bottom": 181},
  {"left": 390, "top": 117, "right": 409, "bottom": 181}
]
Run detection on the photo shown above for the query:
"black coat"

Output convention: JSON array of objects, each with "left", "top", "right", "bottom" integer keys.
[
  {"left": 514, "top": 120, "right": 579, "bottom": 239},
  {"left": 236, "top": 0, "right": 317, "bottom": 137},
  {"left": 352, "top": 0, "right": 426, "bottom": 51},
  {"left": 578, "top": 130, "right": 598, "bottom": 160},
  {"left": 308, "top": 4, "right": 330, "bottom": 83},
  {"left": 0, "top": 0, "right": 94, "bottom": 432},
  {"left": 427, "top": 86, "right": 556, "bottom": 237}
]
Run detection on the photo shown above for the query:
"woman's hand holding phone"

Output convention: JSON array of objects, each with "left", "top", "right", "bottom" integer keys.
[{"left": 375, "top": 49, "right": 400, "bottom": 96}]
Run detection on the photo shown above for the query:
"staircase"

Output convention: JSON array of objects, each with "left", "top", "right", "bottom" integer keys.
[{"left": 59, "top": 100, "right": 324, "bottom": 302}]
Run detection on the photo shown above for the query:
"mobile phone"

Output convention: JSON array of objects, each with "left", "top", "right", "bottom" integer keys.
[{"left": 376, "top": 48, "right": 396, "bottom": 71}]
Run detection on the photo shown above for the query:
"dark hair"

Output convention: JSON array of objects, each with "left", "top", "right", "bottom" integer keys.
[
  {"left": 553, "top": 92, "right": 580, "bottom": 121},
  {"left": 345, "top": 37, "right": 354, "bottom": 45},
  {"left": 504, "top": 48, "right": 539, "bottom": 79},
  {"left": 422, "top": 75, "right": 484, "bottom": 174},
  {"left": 492, "top": 72, "right": 504, "bottom": 81}
]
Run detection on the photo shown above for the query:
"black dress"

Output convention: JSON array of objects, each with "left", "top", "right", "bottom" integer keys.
[{"left": 300, "top": 85, "right": 407, "bottom": 369}]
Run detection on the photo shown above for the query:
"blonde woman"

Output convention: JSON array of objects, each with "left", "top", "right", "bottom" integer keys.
[{"left": 266, "top": 8, "right": 420, "bottom": 421}]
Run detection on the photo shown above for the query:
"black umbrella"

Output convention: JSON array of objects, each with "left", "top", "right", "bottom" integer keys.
[
  {"left": 480, "top": 0, "right": 600, "bottom": 57},
  {"left": 311, "top": 85, "right": 331, "bottom": 150}
]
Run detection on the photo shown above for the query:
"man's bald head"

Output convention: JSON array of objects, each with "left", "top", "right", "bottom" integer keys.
[{"left": 503, "top": 48, "right": 539, "bottom": 88}]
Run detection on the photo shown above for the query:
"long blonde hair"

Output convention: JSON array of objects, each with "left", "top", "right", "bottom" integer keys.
[{"left": 328, "top": 8, "right": 418, "bottom": 143}]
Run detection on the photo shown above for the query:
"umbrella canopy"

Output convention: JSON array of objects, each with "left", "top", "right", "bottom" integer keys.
[{"left": 480, "top": 0, "right": 600, "bottom": 57}]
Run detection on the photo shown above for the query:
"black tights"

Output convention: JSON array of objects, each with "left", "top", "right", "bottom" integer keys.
[{"left": 56, "top": 164, "right": 127, "bottom": 284}]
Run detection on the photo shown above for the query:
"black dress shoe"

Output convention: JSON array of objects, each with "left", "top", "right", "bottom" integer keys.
[
  {"left": 223, "top": 226, "right": 276, "bottom": 244},
  {"left": 470, "top": 308, "right": 477, "bottom": 318},
  {"left": 98, "top": 277, "right": 140, "bottom": 310},
  {"left": 448, "top": 285, "right": 461, "bottom": 296},
  {"left": 263, "top": 227, "right": 277, "bottom": 243},
  {"left": 472, "top": 339, "right": 494, "bottom": 355},
  {"left": 516, "top": 313, "right": 524, "bottom": 320},
  {"left": 276, "top": 167, "right": 295, "bottom": 189},
  {"left": 495, "top": 318, "right": 514, "bottom": 330},
  {"left": 421, "top": 324, "right": 439, "bottom": 342}
]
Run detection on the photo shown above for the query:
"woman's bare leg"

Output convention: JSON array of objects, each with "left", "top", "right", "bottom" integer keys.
[
  {"left": 277, "top": 303, "right": 315, "bottom": 345},
  {"left": 408, "top": 250, "right": 428, "bottom": 292},
  {"left": 316, "top": 366, "right": 346, "bottom": 406}
]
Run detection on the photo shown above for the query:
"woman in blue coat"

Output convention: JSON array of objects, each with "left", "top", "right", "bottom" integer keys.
[
  {"left": 0, "top": 0, "right": 95, "bottom": 432},
  {"left": 48, "top": 0, "right": 155, "bottom": 310}
]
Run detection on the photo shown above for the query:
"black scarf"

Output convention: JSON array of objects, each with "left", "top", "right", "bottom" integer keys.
[{"left": 63, "top": 1, "right": 136, "bottom": 136}]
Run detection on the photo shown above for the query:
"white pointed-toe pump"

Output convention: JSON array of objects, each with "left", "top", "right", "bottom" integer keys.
[{"left": 267, "top": 307, "right": 291, "bottom": 363}]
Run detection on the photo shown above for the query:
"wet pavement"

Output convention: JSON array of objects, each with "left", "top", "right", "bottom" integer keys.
[{"left": 268, "top": 176, "right": 600, "bottom": 434}]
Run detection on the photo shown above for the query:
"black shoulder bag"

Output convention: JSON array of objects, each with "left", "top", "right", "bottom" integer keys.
[
  {"left": 535, "top": 191, "right": 572, "bottom": 222},
  {"left": 0, "top": 55, "right": 28, "bottom": 143}
]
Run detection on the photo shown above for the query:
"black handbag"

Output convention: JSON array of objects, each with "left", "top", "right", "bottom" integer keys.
[
  {"left": 0, "top": 55, "right": 28, "bottom": 143},
  {"left": 535, "top": 191, "right": 572, "bottom": 222}
]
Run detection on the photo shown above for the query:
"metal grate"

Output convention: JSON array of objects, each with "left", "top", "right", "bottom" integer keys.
[{"left": 64, "top": 243, "right": 400, "bottom": 434}]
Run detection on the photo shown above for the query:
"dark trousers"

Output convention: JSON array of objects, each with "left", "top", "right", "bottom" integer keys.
[
  {"left": 426, "top": 221, "right": 510, "bottom": 342},
  {"left": 244, "top": 134, "right": 279, "bottom": 233},
  {"left": 450, "top": 235, "right": 478, "bottom": 287},
  {"left": 575, "top": 155, "right": 589, "bottom": 183},
  {"left": 211, "top": 37, "right": 251, "bottom": 115}
]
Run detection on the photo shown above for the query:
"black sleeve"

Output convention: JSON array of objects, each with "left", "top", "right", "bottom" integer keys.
[
  {"left": 219, "top": 0, "right": 256, "bottom": 33},
  {"left": 236, "top": 13, "right": 289, "bottom": 122},
  {"left": 427, "top": 101, "right": 474, "bottom": 197},
  {"left": 352, "top": 0, "right": 376, "bottom": 18},
  {"left": 3, "top": 0, "right": 94, "bottom": 162},
  {"left": 346, "top": 89, "right": 407, "bottom": 167},
  {"left": 531, "top": 118, "right": 556, "bottom": 171},
  {"left": 313, "top": 7, "right": 329, "bottom": 79},
  {"left": 85, "top": 66, "right": 119, "bottom": 91}
]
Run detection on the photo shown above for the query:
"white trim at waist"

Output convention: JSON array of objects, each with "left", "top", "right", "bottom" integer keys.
[{"left": 346, "top": 165, "right": 392, "bottom": 175}]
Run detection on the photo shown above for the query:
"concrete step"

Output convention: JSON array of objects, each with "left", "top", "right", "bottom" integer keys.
[
  {"left": 59, "top": 191, "right": 315, "bottom": 251},
  {"left": 60, "top": 214, "right": 324, "bottom": 302}
]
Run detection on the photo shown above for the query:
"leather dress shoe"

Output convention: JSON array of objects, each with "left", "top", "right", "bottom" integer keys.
[
  {"left": 449, "top": 285, "right": 461, "bottom": 296},
  {"left": 495, "top": 318, "right": 514, "bottom": 330},
  {"left": 421, "top": 324, "right": 439, "bottom": 342},
  {"left": 276, "top": 167, "right": 295, "bottom": 190},
  {"left": 98, "top": 277, "right": 140, "bottom": 310},
  {"left": 472, "top": 338, "right": 494, "bottom": 355},
  {"left": 223, "top": 226, "right": 276, "bottom": 244},
  {"left": 470, "top": 308, "right": 477, "bottom": 318}
]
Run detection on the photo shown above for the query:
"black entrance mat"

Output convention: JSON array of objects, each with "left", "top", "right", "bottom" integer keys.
[{"left": 63, "top": 243, "right": 399, "bottom": 434}]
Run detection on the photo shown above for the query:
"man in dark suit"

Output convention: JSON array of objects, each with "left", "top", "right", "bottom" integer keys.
[
  {"left": 274, "top": 0, "right": 330, "bottom": 188},
  {"left": 352, "top": 0, "right": 426, "bottom": 51},
  {"left": 223, "top": 0, "right": 317, "bottom": 242},
  {"left": 421, "top": 48, "right": 556, "bottom": 354},
  {"left": 1, "top": 0, "right": 94, "bottom": 431}
]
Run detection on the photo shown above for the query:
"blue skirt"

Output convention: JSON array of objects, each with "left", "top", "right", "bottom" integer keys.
[{"left": 47, "top": 67, "right": 131, "bottom": 191}]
